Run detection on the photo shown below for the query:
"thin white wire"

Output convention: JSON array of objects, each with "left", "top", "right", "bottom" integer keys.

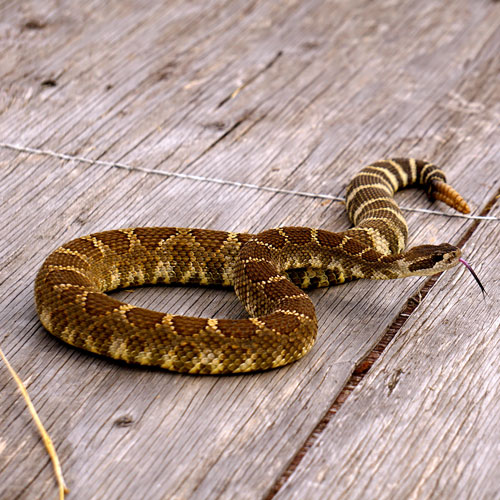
[{"left": 1, "top": 142, "right": 498, "bottom": 221}]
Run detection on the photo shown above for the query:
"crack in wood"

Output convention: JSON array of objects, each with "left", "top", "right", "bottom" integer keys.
[
  {"left": 22, "top": 19, "right": 47, "bottom": 30},
  {"left": 180, "top": 115, "right": 249, "bottom": 172},
  {"left": 265, "top": 186, "right": 500, "bottom": 499},
  {"left": 217, "top": 51, "right": 283, "bottom": 108},
  {"left": 387, "top": 368, "right": 404, "bottom": 395}
]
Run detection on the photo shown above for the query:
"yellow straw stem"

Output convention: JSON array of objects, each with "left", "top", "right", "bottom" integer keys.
[{"left": 0, "top": 346, "right": 69, "bottom": 499}]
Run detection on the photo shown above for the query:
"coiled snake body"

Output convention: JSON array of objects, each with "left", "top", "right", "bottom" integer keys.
[{"left": 35, "top": 159, "right": 470, "bottom": 374}]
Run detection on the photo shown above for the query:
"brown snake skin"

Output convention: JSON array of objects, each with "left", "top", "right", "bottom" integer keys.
[{"left": 35, "top": 159, "right": 470, "bottom": 374}]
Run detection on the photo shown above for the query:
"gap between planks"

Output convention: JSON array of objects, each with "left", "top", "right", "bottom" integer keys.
[{"left": 264, "top": 185, "right": 500, "bottom": 500}]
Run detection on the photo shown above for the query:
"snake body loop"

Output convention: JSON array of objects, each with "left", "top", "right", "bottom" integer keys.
[{"left": 35, "top": 159, "right": 470, "bottom": 374}]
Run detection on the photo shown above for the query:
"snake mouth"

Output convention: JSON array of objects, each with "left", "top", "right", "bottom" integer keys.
[{"left": 459, "top": 258, "right": 486, "bottom": 296}]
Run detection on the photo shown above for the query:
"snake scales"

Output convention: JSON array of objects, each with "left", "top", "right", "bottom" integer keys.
[{"left": 35, "top": 158, "right": 471, "bottom": 374}]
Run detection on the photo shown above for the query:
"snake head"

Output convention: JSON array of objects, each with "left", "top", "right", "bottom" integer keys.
[
  {"left": 403, "top": 243, "right": 462, "bottom": 275},
  {"left": 403, "top": 243, "right": 485, "bottom": 295}
]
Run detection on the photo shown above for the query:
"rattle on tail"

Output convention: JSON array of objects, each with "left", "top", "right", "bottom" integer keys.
[{"left": 34, "top": 159, "right": 483, "bottom": 374}]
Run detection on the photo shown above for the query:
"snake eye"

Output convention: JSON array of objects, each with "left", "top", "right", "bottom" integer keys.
[{"left": 432, "top": 253, "right": 444, "bottom": 263}]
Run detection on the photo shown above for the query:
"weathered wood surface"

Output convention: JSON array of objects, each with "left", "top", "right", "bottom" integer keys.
[
  {"left": 0, "top": 1, "right": 499, "bottom": 499},
  {"left": 276, "top": 202, "right": 500, "bottom": 500}
]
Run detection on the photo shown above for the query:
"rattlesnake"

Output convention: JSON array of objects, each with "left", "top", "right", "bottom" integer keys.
[{"left": 35, "top": 158, "right": 472, "bottom": 374}]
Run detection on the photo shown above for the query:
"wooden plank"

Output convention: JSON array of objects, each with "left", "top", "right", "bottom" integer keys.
[
  {"left": 0, "top": 0, "right": 499, "bottom": 499},
  {"left": 2, "top": 148, "right": 481, "bottom": 500},
  {"left": 274, "top": 205, "right": 500, "bottom": 499},
  {"left": 1, "top": 0, "right": 498, "bottom": 202}
]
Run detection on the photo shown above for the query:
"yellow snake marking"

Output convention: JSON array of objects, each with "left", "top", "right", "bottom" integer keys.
[
  {"left": 275, "top": 309, "right": 314, "bottom": 320},
  {"left": 409, "top": 158, "right": 418, "bottom": 184},
  {"left": 161, "top": 314, "right": 175, "bottom": 327},
  {"left": 366, "top": 206, "right": 407, "bottom": 227},
  {"left": 352, "top": 197, "right": 396, "bottom": 222},
  {"left": 34, "top": 159, "right": 467, "bottom": 374},
  {"left": 277, "top": 227, "right": 291, "bottom": 243},
  {"left": 387, "top": 160, "right": 409, "bottom": 185},
  {"left": 365, "top": 166, "right": 399, "bottom": 191},
  {"left": 249, "top": 317, "right": 267, "bottom": 329},
  {"left": 84, "top": 235, "right": 109, "bottom": 256},
  {"left": 345, "top": 182, "right": 393, "bottom": 203}
]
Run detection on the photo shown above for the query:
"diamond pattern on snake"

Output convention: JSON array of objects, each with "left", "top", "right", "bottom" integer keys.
[{"left": 35, "top": 158, "right": 482, "bottom": 374}]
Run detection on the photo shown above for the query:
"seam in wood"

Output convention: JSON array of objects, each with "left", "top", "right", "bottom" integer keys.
[
  {"left": 263, "top": 276, "right": 439, "bottom": 500},
  {"left": 181, "top": 115, "right": 249, "bottom": 169},
  {"left": 217, "top": 51, "right": 283, "bottom": 108},
  {"left": 264, "top": 187, "right": 500, "bottom": 500}
]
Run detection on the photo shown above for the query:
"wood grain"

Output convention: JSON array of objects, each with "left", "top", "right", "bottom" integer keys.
[
  {"left": 274, "top": 206, "right": 500, "bottom": 500},
  {"left": 0, "top": 0, "right": 499, "bottom": 498}
]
